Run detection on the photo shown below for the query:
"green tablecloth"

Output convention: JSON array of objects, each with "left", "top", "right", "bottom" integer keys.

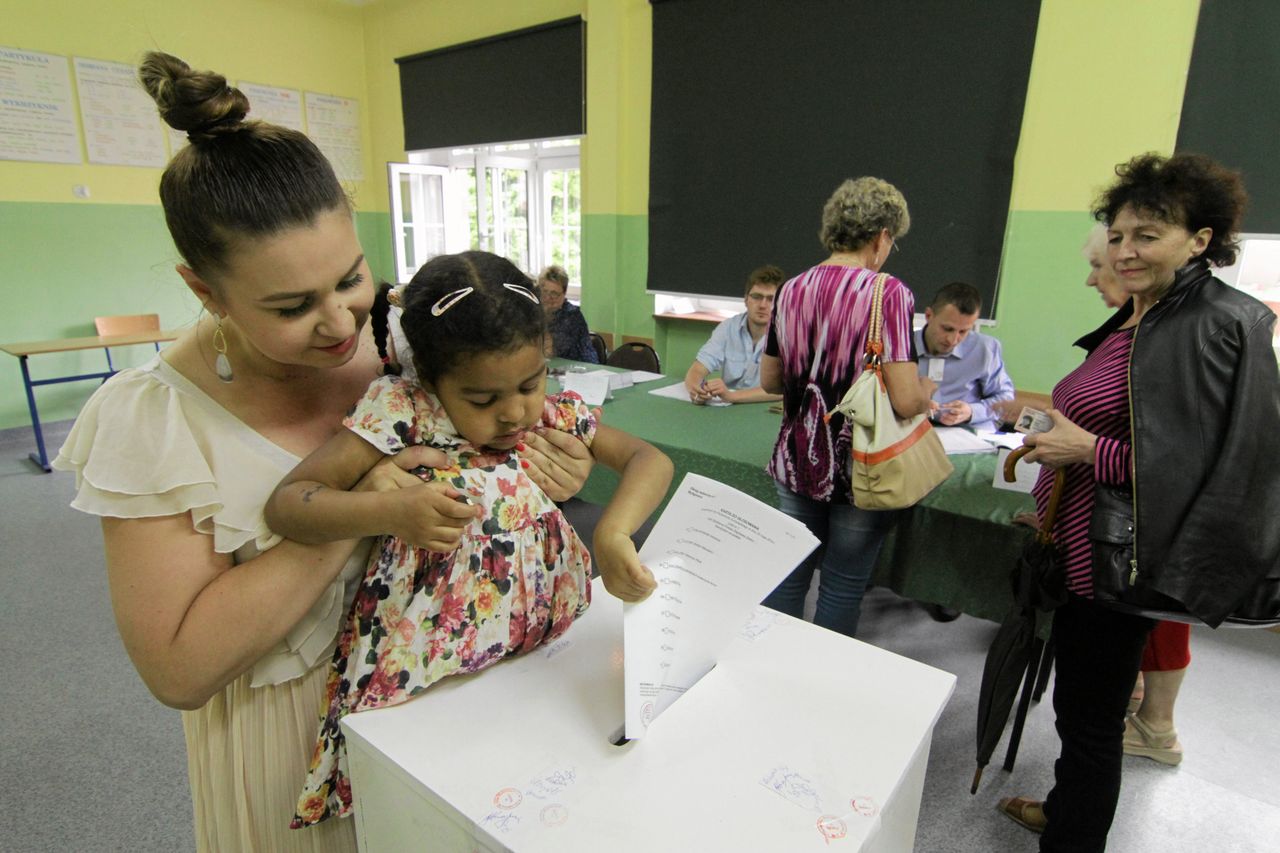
[{"left": 557, "top": 363, "right": 1035, "bottom": 624}]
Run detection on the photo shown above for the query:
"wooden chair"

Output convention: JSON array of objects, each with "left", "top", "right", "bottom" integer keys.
[
  {"left": 94, "top": 314, "right": 161, "bottom": 374},
  {"left": 605, "top": 341, "right": 661, "bottom": 373},
  {"left": 588, "top": 332, "right": 609, "bottom": 364}
]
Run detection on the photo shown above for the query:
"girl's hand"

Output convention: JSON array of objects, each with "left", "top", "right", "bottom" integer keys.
[
  {"left": 386, "top": 480, "right": 482, "bottom": 551},
  {"left": 1021, "top": 408, "right": 1097, "bottom": 469},
  {"left": 518, "top": 419, "right": 598, "bottom": 501},
  {"left": 352, "top": 446, "right": 451, "bottom": 493},
  {"left": 593, "top": 528, "right": 657, "bottom": 602}
]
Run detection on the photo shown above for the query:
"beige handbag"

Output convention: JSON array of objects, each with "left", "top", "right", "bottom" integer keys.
[{"left": 829, "top": 273, "right": 953, "bottom": 509}]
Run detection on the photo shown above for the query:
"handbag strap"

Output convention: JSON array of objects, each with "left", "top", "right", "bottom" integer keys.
[
  {"left": 1005, "top": 445, "right": 1065, "bottom": 544},
  {"left": 864, "top": 272, "right": 889, "bottom": 368}
]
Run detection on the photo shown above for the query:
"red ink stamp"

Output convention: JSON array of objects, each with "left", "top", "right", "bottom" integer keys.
[
  {"left": 493, "top": 787, "right": 522, "bottom": 810},
  {"left": 816, "top": 814, "right": 847, "bottom": 844},
  {"left": 849, "top": 796, "right": 879, "bottom": 817},
  {"left": 540, "top": 803, "right": 569, "bottom": 827}
]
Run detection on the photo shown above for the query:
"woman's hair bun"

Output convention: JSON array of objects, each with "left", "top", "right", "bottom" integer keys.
[{"left": 138, "top": 51, "right": 250, "bottom": 141}]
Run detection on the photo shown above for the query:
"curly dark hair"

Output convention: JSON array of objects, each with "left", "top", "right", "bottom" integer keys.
[
  {"left": 1092, "top": 152, "right": 1248, "bottom": 266},
  {"left": 395, "top": 251, "right": 545, "bottom": 384}
]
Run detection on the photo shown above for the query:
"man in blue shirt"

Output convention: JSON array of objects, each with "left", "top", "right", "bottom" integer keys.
[
  {"left": 914, "top": 282, "right": 1014, "bottom": 429},
  {"left": 683, "top": 265, "right": 785, "bottom": 404}
]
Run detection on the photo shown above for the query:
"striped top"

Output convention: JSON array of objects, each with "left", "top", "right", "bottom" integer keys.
[
  {"left": 1032, "top": 327, "right": 1135, "bottom": 596},
  {"left": 765, "top": 264, "right": 915, "bottom": 501}
]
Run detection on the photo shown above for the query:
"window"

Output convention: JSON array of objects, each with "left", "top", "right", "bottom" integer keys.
[{"left": 388, "top": 138, "right": 581, "bottom": 294}]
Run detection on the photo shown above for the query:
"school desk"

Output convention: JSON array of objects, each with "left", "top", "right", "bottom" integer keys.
[{"left": 1, "top": 328, "right": 179, "bottom": 471}]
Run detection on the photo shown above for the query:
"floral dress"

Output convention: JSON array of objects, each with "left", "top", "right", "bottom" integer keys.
[{"left": 292, "top": 375, "right": 596, "bottom": 827}]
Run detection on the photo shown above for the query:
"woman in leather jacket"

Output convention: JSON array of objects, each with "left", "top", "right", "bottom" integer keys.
[{"left": 996, "top": 153, "right": 1280, "bottom": 852}]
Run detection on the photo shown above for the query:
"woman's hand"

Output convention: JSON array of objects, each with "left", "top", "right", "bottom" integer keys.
[
  {"left": 518, "top": 420, "right": 597, "bottom": 501},
  {"left": 594, "top": 528, "right": 657, "bottom": 602},
  {"left": 1021, "top": 408, "right": 1098, "bottom": 469}
]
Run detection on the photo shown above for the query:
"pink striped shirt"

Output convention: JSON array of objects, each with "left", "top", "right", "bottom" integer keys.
[
  {"left": 1032, "top": 327, "right": 1134, "bottom": 596},
  {"left": 765, "top": 264, "right": 916, "bottom": 500}
]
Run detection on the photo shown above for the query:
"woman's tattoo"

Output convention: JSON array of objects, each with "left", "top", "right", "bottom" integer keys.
[{"left": 301, "top": 485, "right": 324, "bottom": 503}]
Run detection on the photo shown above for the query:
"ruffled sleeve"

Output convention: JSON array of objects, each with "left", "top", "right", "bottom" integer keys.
[
  {"left": 53, "top": 363, "right": 287, "bottom": 555},
  {"left": 542, "top": 391, "right": 598, "bottom": 446},
  {"left": 53, "top": 358, "right": 370, "bottom": 687}
]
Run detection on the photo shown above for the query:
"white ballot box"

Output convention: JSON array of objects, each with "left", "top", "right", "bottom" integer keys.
[{"left": 341, "top": 579, "right": 955, "bottom": 852}]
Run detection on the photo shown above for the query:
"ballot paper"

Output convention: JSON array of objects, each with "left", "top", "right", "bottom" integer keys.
[
  {"left": 558, "top": 371, "right": 612, "bottom": 406},
  {"left": 628, "top": 370, "right": 665, "bottom": 384},
  {"left": 623, "top": 474, "right": 819, "bottom": 739},
  {"left": 934, "top": 426, "right": 995, "bottom": 455},
  {"left": 975, "top": 429, "right": 1025, "bottom": 451},
  {"left": 648, "top": 381, "right": 693, "bottom": 401},
  {"left": 994, "top": 446, "right": 1041, "bottom": 493}
]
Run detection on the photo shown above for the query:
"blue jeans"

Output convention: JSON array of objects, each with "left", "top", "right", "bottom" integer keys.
[{"left": 761, "top": 484, "right": 900, "bottom": 638}]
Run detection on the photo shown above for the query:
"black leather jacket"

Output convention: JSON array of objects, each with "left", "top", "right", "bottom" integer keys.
[{"left": 1074, "top": 259, "right": 1280, "bottom": 627}]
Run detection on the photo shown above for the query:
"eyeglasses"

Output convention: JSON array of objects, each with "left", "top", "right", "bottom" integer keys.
[
  {"left": 890, "top": 238, "right": 901, "bottom": 254},
  {"left": 746, "top": 292, "right": 776, "bottom": 303}
]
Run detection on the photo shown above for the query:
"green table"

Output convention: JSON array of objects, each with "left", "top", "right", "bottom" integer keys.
[{"left": 557, "top": 363, "right": 1035, "bottom": 624}]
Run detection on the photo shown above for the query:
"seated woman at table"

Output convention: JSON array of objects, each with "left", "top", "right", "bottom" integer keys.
[
  {"left": 758, "top": 177, "right": 936, "bottom": 638},
  {"left": 53, "top": 52, "right": 596, "bottom": 852},
  {"left": 265, "top": 250, "right": 672, "bottom": 826},
  {"left": 538, "top": 265, "right": 598, "bottom": 363},
  {"left": 1000, "top": 153, "right": 1280, "bottom": 851}
]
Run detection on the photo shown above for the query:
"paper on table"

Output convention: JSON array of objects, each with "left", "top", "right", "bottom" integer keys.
[
  {"left": 934, "top": 426, "right": 996, "bottom": 455},
  {"left": 559, "top": 372, "right": 611, "bottom": 406},
  {"left": 648, "top": 381, "right": 693, "bottom": 401},
  {"left": 975, "top": 429, "right": 1025, "bottom": 451},
  {"left": 994, "top": 446, "right": 1041, "bottom": 493},
  {"left": 629, "top": 370, "right": 665, "bottom": 384},
  {"left": 623, "top": 473, "right": 819, "bottom": 739}
]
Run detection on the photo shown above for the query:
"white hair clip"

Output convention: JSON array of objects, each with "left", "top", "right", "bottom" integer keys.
[
  {"left": 429, "top": 282, "right": 539, "bottom": 317},
  {"left": 503, "top": 282, "right": 540, "bottom": 303},
  {"left": 430, "top": 287, "right": 474, "bottom": 316}
]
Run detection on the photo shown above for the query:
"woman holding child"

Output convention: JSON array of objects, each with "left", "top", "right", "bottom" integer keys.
[{"left": 53, "top": 53, "right": 623, "bottom": 852}]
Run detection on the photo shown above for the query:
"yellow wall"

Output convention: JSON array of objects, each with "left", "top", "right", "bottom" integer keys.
[
  {"left": 1008, "top": 0, "right": 1201, "bottom": 211},
  {"left": 1, "top": 0, "right": 382, "bottom": 207}
]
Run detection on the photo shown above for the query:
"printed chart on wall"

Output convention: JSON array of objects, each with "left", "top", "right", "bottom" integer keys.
[
  {"left": 305, "top": 91, "right": 362, "bottom": 181},
  {"left": 73, "top": 57, "right": 166, "bottom": 167},
  {"left": 0, "top": 47, "right": 80, "bottom": 164}
]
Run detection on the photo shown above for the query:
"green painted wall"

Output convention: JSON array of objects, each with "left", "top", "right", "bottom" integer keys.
[{"left": 0, "top": 203, "right": 392, "bottom": 429}]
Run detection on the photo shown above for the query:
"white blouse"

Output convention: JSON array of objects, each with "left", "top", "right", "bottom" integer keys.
[{"left": 53, "top": 354, "right": 370, "bottom": 687}]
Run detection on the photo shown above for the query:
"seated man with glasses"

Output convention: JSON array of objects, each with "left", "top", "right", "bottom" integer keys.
[{"left": 683, "top": 265, "right": 786, "bottom": 405}]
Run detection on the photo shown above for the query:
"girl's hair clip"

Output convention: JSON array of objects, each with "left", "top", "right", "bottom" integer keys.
[
  {"left": 430, "top": 286, "right": 474, "bottom": 316},
  {"left": 503, "top": 282, "right": 540, "bottom": 304},
  {"left": 387, "top": 285, "right": 405, "bottom": 308}
]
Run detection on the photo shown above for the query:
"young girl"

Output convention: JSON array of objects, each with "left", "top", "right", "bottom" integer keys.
[{"left": 265, "top": 251, "right": 671, "bottom": 827}]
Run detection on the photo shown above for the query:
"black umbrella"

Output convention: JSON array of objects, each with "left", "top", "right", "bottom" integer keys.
[{"left": 971, "top": 447, "right": 1066, "bottom": 794}]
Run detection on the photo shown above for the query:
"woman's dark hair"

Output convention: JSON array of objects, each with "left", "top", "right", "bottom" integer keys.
[
  {"left": 395, "top": 251, "right": 546, "bottom": 384},
  {"left": 1093, "top": 152, "right": 1248, "bottom": 266},
  {"left": 138, "top": 52, "right": 349, "bottom": 280}
]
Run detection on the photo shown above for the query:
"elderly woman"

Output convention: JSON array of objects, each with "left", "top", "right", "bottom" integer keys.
[
  {"left": 759, "top": 177, "right": 936, "bottom": 638},
  {"left": 998, "top": 153, "right": 1280, "bottom": 852},
  {"left": 538, "top": 265, "right": 598, "bottom": 363},
  {"left": 1083, "top": 222, "right": 1194, "bottom": 765}
]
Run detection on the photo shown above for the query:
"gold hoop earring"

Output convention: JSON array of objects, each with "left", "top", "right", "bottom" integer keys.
[{"left": 212, "top": 316, "right": 234, "bottom": 383}]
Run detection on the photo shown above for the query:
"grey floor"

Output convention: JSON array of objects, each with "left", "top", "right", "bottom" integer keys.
[{"left": 3, "top": 420, "right": 1278, "bottom": 852}]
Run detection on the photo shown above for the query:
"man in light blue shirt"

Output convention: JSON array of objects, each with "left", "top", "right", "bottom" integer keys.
[
  {"left": 915, "top": 282, "right": 1014, "bottom": 429},
  {"left": 683, "top": 265, "right": 785, "bottom": 404}
]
